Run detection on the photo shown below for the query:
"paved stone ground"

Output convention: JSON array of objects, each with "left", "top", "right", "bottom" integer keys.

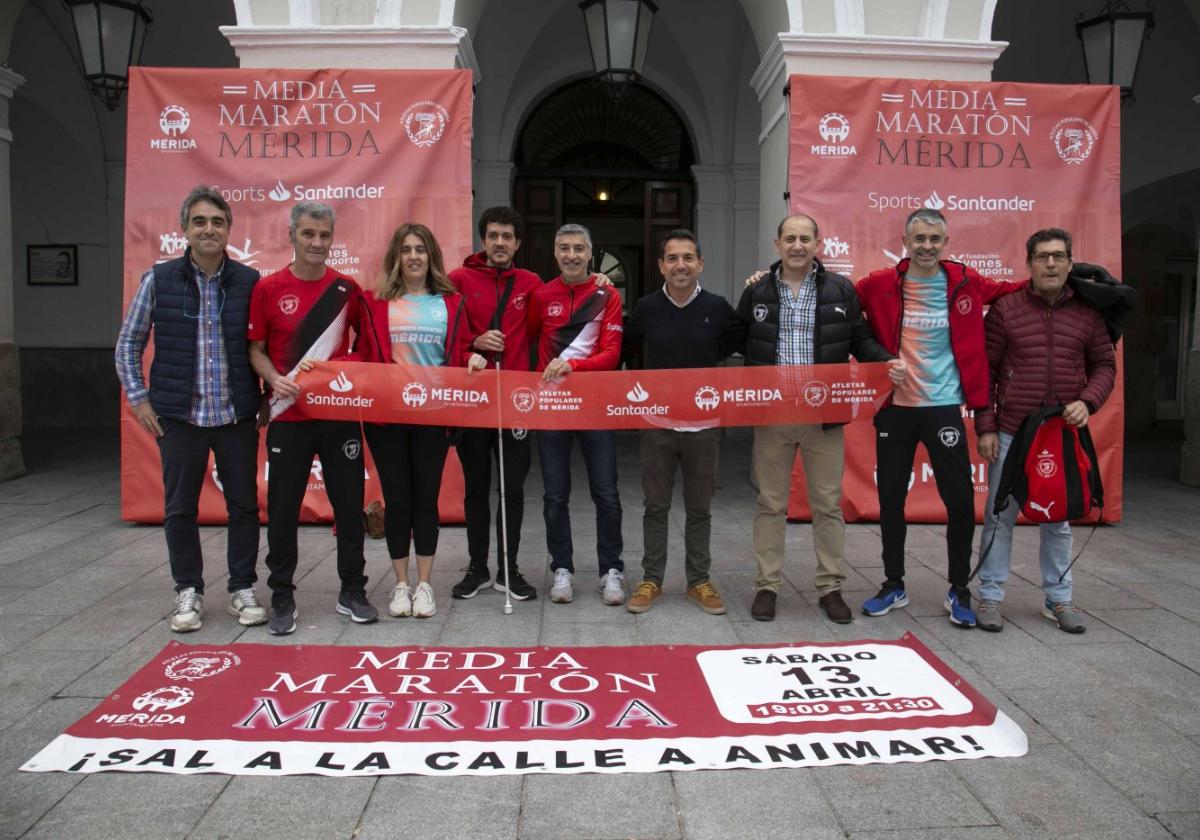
[{"left": 1, "top": 427, "right": 1198, "bottom": 840}]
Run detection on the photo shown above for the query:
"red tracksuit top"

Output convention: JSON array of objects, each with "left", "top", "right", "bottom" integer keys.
[
  {"left": 527, "top": 274, "right": 623, "bottom": 373},
  {"left": 855, "top": 259, "right": 1019, "bottom": 411},
  {"left": 448, "top": 251, "right": 542, "bottom": 371}
]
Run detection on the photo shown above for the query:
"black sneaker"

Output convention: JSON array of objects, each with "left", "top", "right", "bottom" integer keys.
[
  {"left": 268, "top": 601, "right": 297, "bottom": 636},
  {"left": 336, "top": 591, "right": 379, "bottom": 624},
  {"left": 452, "top": 566, "right": 492, "bottom": 599},
  {"left": 494, "top": 568, "right": 538, "bottom": 601}
]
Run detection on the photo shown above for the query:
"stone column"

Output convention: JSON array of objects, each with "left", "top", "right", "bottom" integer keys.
[
  {"left": 1181, "top": 223, "right": 1200, "bottom": 486},
  {"left": 472, "top": 161, "right": 515, "bottom": 247},
  {"left": 0, "top": 66, "right": 26, "bottom": 480},
  {"left": 691, "top": 165, "right": 735, "bottom": 301},
  {"left": 731, "top": 163, "right": 760, "bottom": 282},
  {"left": 105, "top": 160, "right": 125, "bottom": 344}
]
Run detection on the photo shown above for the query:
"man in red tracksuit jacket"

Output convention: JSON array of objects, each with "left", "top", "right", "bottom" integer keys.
[
  {"left": 527, "top": 223, "right": 626, "bottom": 606},
  {"left": 973, "top": 228, "right": 1116, "bottom": 634},
  {"left": 448, "top": 207, "right": 543, "bottom": 602},
  {"left": 856, "top": 207, "right": 1020, "bottom": 628}
]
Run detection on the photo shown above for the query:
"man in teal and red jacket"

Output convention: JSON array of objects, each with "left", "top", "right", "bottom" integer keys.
[{"left": 856, "top": 207, "right": 1020, "bottom": 628}]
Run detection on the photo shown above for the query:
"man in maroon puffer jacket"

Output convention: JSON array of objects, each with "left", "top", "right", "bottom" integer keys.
[{"left": 973, "top": 228, "right": 1116, "bottom": 634}]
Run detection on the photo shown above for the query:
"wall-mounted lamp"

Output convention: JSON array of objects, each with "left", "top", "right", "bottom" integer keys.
[
  {"left": 579, "top": 0, "right": 657, "bottom": 86},
  {"left": 1076, "top": 0, "right": 1154, "bottom": 103},
  {"left": 67, "top": 0, "right": 153, "bottom": 110}
]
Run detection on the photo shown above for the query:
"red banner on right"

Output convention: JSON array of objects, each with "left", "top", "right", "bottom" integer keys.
[{"left": 786, "top": 75, "right": 1123, "bottom": 523}]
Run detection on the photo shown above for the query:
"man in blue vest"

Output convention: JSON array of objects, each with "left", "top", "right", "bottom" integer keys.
[{"left": 116, "top": 185, "right": 266, "bottom": 633}]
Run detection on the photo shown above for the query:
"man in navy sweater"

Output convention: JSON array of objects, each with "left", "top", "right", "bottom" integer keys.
[{"left": 622, "top": 229, "right": 746, "bottom": 615}]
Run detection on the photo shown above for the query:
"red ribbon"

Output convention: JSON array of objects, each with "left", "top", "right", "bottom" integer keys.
[{"left": 292, "top": 361, "right": 892, "bottom": 430}]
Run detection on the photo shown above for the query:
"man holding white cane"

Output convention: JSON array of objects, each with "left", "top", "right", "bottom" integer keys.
[{"left": 449, "top": 207, "right": 543, "bottom": 603}]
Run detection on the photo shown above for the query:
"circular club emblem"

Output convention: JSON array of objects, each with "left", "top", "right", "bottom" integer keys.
[
  {"left": 752, "top": 304, "right": 768, "bottom": 323},
  {"left": 1050, "top": 117, "right": 1097, "bottom": 165},
  {"left": 432, "top": 305, "right": 447, "bottom": 323},
  {"left": 402, "top": 100, "right": 449, "bottom": 148},
  {"left": 511, "top": 388, "right": 536, "bottom": 414},
  {"left": 802, "top": 381, "right": 829, "bottom": 408},
  {"left": 342, "top": 439, "right": 361, "bottom": 460},
  {"left": 511, "top": 427, "right": 528, "bottom": 440},
  {"left": 158, "top": 104, "right": 190, "bottom": 137},
  {"left": 133, "top": 686, "right": 195, "bottom": 712},
  {"left": 512, "top": 294, "right": 527, "bottom": 311},
  {"left": 547, "top": 302, "right": 564, "bottom": 319},
  {"left": 278, "top": 294, "right": 300, "bottom": 315},
  {"left": 1036, "top": 453, "right": 1058, "bottom": 478},
  {"left": 818, "top": 112, "right": 850, "bottom": 143},
  {"left": 402, "top": 382, "right": 428, "bottom": 407},
  {"left": 937, "top": 426, "right": 962, "bottom": 448},
  {"left": 956, "top": 296, "right": 973, "bottom": 315},
  {"left": 163, "top": 650, "right": 240, "bottom": 681},
  {"left": 694, "top": 386, "right": 720, "bottom": 411}
]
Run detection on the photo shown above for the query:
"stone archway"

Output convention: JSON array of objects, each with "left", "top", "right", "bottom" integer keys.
[{"left": 511, "top": 79, "right": 696, "bottom": 312}]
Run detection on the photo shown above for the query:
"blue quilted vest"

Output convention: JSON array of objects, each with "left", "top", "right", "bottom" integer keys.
[{"left": 148, "top": 252, "right": 260, "bottom": 422}]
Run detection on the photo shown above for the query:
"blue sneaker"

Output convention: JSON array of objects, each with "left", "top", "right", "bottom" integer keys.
[
  {"left": 862, "top": 585, "right": 908, "bottom": 616},
  {"left": 945, "top": 587, "right": 976, "bottom": 628}
]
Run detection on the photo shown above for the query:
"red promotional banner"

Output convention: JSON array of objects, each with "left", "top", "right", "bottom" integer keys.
[
  {"left": 291, "top": 361, "right": 893, "bottom": 430},
  {"left": 120, "top": 68, "right": 473, "bottom": 523},
  {"left": 23, "top": 635, "right": 1026, "bottom": 776},
  {"left": 786, "top": 75, "right": 1123, "bottom": 522}
]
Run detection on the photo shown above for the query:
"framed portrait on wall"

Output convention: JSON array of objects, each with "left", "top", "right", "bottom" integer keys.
[{"left": 28, "top": 245, "right": 78, "bottom": 286}]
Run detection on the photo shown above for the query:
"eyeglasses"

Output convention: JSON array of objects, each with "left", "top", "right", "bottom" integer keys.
[
  {"left": 1031, "top": 251, "right": 1071, "bottom": 264},
  {"left": 184, "top": 283, "right": 225, "bottom": 322}
]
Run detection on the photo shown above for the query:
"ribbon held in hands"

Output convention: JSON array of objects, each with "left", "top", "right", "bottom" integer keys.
[{"left": 292, "top": 361, "right": 893, "bottom": 431}]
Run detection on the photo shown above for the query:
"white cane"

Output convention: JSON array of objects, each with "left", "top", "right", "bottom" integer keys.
[{"left": 494, "top": 358, "right": 514, "bottom": 615}]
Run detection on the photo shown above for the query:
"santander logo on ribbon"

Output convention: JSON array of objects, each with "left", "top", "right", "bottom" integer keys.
[
  {"left": 330, "top": 372, "right": 353, "bottom": 393},
  {"left": 294, "top": 362, "right": 892, "bottom": 430}
]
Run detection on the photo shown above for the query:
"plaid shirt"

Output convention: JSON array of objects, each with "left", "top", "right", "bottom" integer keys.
[
  {"left": 776, "top": 264, "right": 818, "bottom": 366},
  {"left": 115, "top": 259, "right": 236, "bottom": 427}
]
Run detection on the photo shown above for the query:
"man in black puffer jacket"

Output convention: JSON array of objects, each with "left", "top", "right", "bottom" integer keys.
[{"left": 737, "top": 213, "right": 905, "bottom": 623}]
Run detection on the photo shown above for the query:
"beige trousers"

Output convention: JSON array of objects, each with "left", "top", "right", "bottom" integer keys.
[{"left": 751, "top": 424, "right": 846, "bottom": 593}]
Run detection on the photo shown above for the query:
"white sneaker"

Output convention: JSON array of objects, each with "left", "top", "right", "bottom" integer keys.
[
  {"left": 600, "top": 569, "right": 626, "bottom": 605},
  {"left": 412, "top": 582, "right": 437, "bottom": 618},
  {"left": 388, "top": 583, "right": 413, "bottom": 618},
  {"left": 550, "top": 569, "right": 574, "bottom": 603},
  {"left": 227, "top": 588, "right": 267, "bottom": 626},
  {"left": 171, "top": 587, "right": 203, "bottom": 632}
]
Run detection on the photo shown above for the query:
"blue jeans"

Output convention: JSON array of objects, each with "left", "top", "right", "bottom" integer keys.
[
  {"left": 977, "top": 431, "right": 1074, "bottom": 604},
  {"left": 537, "top": 430, "right": 623, "bottom": 575}
]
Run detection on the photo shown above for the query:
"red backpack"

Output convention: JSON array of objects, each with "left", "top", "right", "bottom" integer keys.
[
  {"left": 969, "top": 405, "right": 1104, "bottom": 584},
  {"left": 996, "top": 405, "right": 1103, "bottom": 523}
]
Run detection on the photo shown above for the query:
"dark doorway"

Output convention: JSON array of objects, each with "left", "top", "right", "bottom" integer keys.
[{"left": 513, "top": 79, "right": 695, "bottom": 313}]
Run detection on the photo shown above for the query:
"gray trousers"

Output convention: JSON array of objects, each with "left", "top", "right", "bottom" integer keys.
[{"left": 638, "top": 427, "right": 721, "bottom": 587}]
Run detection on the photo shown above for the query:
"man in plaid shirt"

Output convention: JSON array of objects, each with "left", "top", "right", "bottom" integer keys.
[
  {"left": 737, "top": 214, "right": 905, "bottom": 623},
  {"left": 115, "top": 186, "right": 266, "bottom": 633}
]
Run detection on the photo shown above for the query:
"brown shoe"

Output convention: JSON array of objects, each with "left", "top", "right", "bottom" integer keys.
[
  {"left": 751, "top": 589, "right": 777, "bottom": 621},
  {"left": 686, "top": 580, "right": 726, "bottom": 615},
  {"left": 818, "top": 590, "right": 853, "bottom": 624},
  {"left": 626, "top": 580, "right": 662, "bottom": 614},
  {"left": 364, "top": 500, "right": 385, "bottom": 540}
]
